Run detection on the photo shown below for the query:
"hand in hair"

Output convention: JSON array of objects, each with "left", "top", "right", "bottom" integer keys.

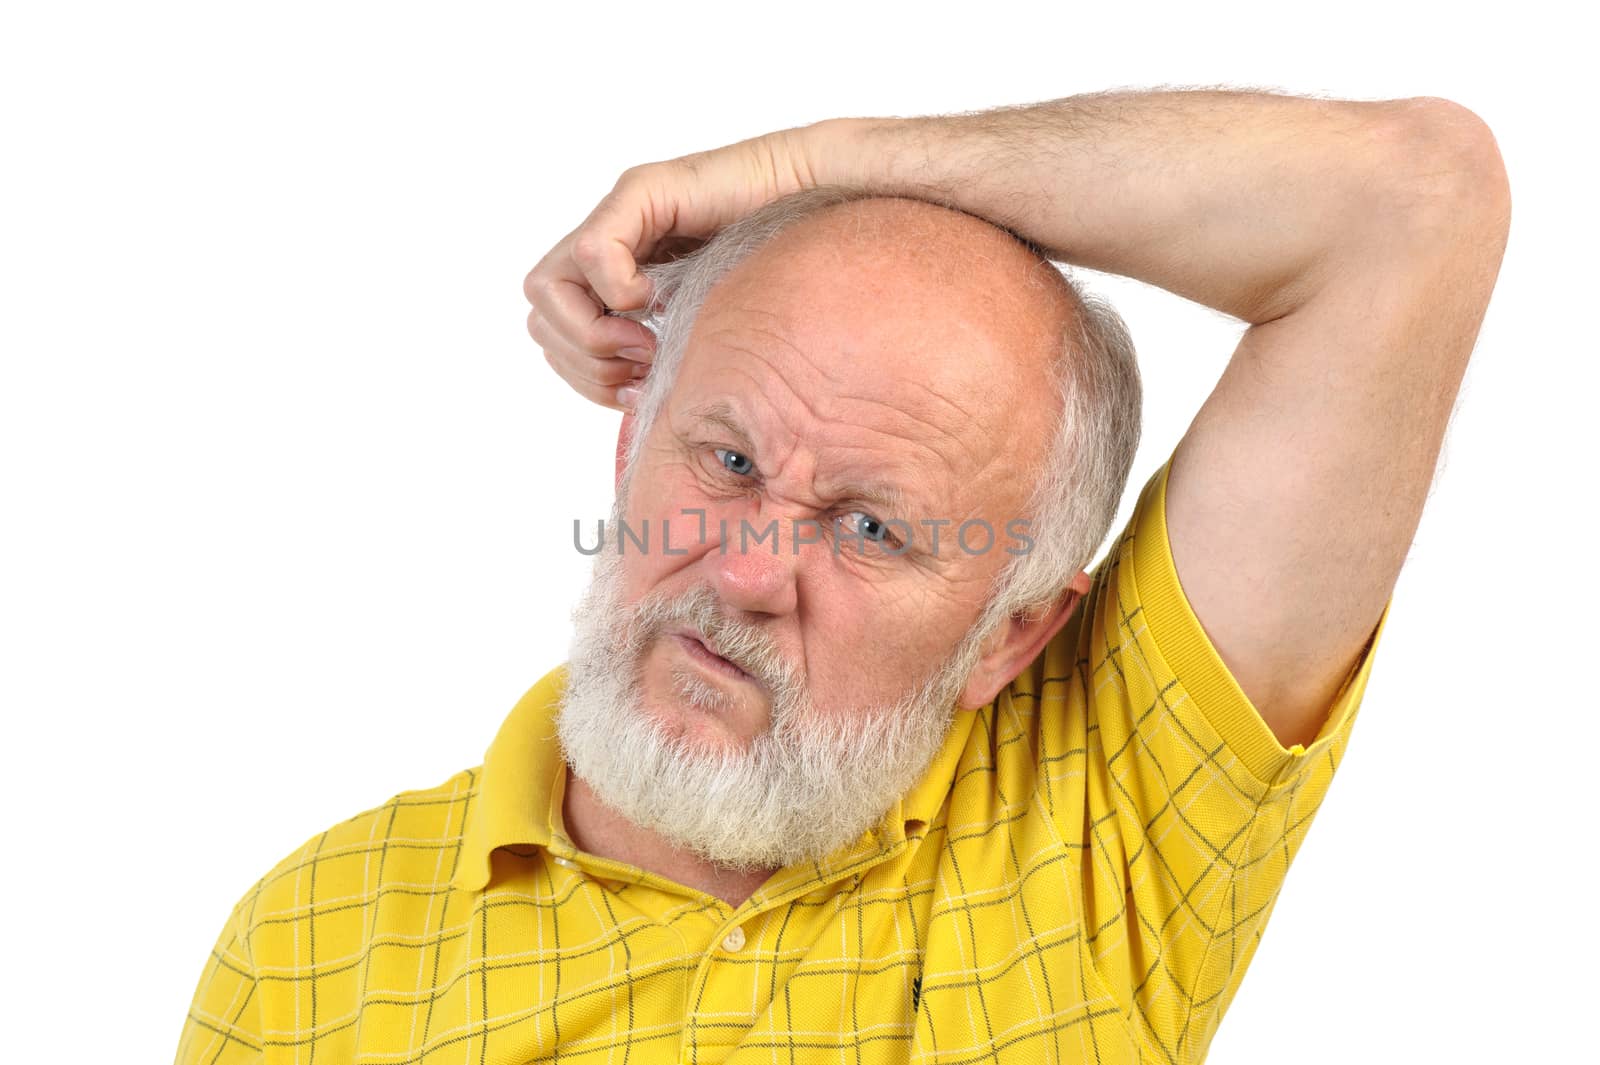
[{"left": 522, "top": 125, "right": 823, "bottom": 411}]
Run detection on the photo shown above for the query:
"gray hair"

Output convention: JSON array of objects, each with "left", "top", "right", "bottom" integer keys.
[{"left": 618, "top": 186, "right": 1142, "bottom": 645}]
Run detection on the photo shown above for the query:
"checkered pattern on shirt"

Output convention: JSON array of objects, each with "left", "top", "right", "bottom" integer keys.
[{"left": 175, "top": 457, "right": 1389, "bottom": 1064}]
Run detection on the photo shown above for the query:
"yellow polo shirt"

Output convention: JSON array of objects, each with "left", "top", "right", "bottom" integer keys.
[{"left": 175, "top": 456, "right": 1389, "bottom": 1064}]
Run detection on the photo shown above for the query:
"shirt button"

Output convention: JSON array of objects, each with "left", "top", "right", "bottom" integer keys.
[
  {"left": 720, "top": 926, "right": 746, "bottom": 952},
  {"left": 552, "top": 856, "right": 578, "bottom": 870}
]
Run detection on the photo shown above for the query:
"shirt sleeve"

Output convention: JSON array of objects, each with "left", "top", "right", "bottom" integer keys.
[
  {"left": 173, "top": 893, "right": 265, "bottom": 1065},
  {"left": 1030, "top": 455, "right": 1391, "bottom": 1064}
]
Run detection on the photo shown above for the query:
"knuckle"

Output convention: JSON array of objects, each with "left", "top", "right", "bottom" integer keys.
[
  {"left": 571, "top": 231, "right": 606, "bottom": 268},
  {"left": 615, "top": 162, "right": 656, "bottom": 189},
  {"left": 528, "top": 267, "right": 560, "bottom": 305},
  {"left": 526, "top": 273, "right": 559, "bottom": 308}
]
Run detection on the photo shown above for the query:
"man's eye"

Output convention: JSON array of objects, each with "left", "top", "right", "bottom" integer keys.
[
  {"left": 715, "top": 448, "right": 755, "bottom": 476},
  {"left": 840, "top": 510, "right": 897, "bottom": 546}
]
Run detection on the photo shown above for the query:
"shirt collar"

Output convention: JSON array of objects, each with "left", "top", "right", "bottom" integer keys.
[
  {"left": 452, "top": 665, "right": 569, "bottom": 892},
  {"left": 452, "top": 664, "right": 979, "bottom": 894}
]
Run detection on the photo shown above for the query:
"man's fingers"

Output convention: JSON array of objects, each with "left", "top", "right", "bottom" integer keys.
[
  {"left": 523, "top": 136, "right": 818, "bottom": 411},
  {"left": 568, "top": 375, "right": 630, "bottom": 413},
  {"left": 534, "top": 321, "right": 651, "bottom": 393},
  {"left": 572, "top": 166, "right": 689, "bottom": 311},
  {"left": 544, "top": 349, "right": 643, "bottom": 389},
  {"left": 524, "top": 294, "right": 649, "bottom": 364},
  {"left": 530, "top": 272, "right": 657, "bottom": 361},
  {"left": 571, "top": 228, "right": 656, "bottom": 314},
  {"left": 524, "top": 222, "right": 660, "bottom": 403}
]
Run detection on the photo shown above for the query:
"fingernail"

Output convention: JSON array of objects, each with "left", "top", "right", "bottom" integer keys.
[
  {"left": 630, "top": 363, "right": 649, "bottom": 379},
  {"left": 617, "top": 346, "right": 652, "bottom": 362},
  {"left": 616, "top": 384, "right": 641, "bottom": 408}
]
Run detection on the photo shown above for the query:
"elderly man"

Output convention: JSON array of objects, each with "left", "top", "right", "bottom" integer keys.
[{"left": 175, "top": 89, "right": 1508, "bottom": 1065}]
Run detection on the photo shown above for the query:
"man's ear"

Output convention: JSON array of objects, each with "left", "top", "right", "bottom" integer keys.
[
  {"left": 615, "top": 412, "right": 635, "bottom": 493},
  {"left": 959, "top": 570, "right": 1092, "bottom": 709}
]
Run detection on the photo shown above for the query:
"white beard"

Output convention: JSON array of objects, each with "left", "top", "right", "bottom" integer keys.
[{"left": 555, "top": 507, "right": 988, "bottom": 875}]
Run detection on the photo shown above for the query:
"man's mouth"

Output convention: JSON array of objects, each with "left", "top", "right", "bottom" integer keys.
[{"left": 670, "top": 629, "right": 755, "bottom": 684}]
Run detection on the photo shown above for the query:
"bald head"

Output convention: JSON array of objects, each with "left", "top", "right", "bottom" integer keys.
[
  {"left": 736, "top": 195, "right": 1081, "bottom": 337},
  {"left": 715, "top": 197, "right": 1078, "bottom": 384}
]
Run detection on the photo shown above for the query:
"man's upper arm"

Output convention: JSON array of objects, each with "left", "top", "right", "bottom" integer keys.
[{"left": 1163, "top": 101, "right": 1511, "bottom": 748}]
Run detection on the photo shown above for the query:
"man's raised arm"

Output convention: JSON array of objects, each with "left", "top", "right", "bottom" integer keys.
[
  {"left": 831, "top": 90, "right": 1509, "bottom": 745},
  {"left": 525, "top": 88, "right": 1510, "bottom": 746}
]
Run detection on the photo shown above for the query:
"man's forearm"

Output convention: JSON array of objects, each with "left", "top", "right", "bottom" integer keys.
[{"left": 806, "top": 89, "right": 1502, "bottom": 324}]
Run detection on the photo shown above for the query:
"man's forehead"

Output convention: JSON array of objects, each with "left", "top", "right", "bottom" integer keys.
[{"left": 684, "top": 275, "right": 1013, "bottom": 442}]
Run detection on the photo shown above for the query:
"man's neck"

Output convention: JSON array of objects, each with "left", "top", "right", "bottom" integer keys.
[{"left": 560, "top": 769, "right": 777, "bottom": 909}]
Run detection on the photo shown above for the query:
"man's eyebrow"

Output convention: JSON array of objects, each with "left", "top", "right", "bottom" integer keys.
[
  {"left": 685, "top": 400, "right": 914, "bottom": 517},
  {"left": 686, "top": 401, "right": 756, "bottom": 452},
  {"left": 822, "top": 471, "right": 911, "bottom": 517}
]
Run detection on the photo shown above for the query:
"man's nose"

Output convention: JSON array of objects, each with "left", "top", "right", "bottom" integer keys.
[{"left": 707, "top": 514, "right": 811, "bottom": 618}]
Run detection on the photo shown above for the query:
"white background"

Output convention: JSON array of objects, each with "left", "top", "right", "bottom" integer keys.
[{"left": 2, "top": 2, "right": 1592, "bottom": 1060}]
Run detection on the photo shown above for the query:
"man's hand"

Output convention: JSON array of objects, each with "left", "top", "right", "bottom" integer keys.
[{"left": 523, "top": 126, "right": 823, "bottom": 410}]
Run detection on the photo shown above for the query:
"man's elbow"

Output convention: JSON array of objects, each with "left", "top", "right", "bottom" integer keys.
[{"left": 1377, "top": 96, "right": 1512, "bottom": 250}]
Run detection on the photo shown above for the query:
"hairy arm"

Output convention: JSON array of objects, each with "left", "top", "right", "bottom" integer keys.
[{"left": 807, "top": 90, "right": 1510, "bottom": 745}]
